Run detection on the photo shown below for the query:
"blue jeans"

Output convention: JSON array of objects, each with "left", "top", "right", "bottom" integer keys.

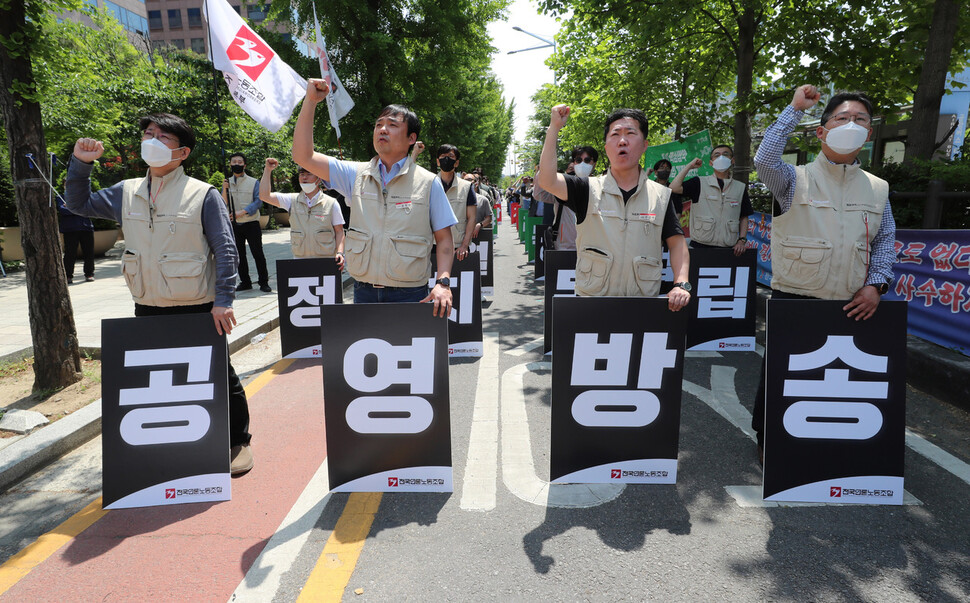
[{"left": 353, "top": 282, "right": 428, "bottom": 303}]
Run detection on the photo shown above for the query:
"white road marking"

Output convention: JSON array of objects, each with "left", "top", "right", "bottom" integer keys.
[
  {"left": 230, "top": 459, "right": 331, "bottom": 602},
  {"left": 460, "top": 332, "right": 500, "bottom": 511},
  {"left": 506, "top": 338, "right": 543, "bottom": 357},
  {"left": 501, "top": 361, "right": 625, "bottom": 508},
  {"left": 905, "top": 428, "right": 970, "bottom": 487}
]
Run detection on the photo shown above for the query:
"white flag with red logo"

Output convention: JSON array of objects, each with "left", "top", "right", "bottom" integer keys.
[
  {"left": 311, "top": 2, "right": 354, "bottom": 139},
  {"left": 204, "top": 0, "right": 307, "bottom": 132}
]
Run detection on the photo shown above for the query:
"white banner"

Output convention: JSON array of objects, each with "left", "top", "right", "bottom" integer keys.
[
  {"left": 311, "top": 2, "right": 355, "bottom": 139},
  {"left": 204, "top": 0, "right": 307, "bottom": 132}
]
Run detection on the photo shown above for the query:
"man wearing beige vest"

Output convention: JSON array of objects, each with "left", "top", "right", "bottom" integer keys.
[
  {"left": 67, "top": 113, "right": 255, "bottom": 475},
  {"left": 670, "top": 145, "right": 752, "bottom": 255},
  {"left": 222, "top": 153, "right": 271, "bottom": 293},
  {"left": 436, "top": 144, "right": 478, "bottom": 261},
  {"left": 292, "top": 79, "right": 456, "bottom": 316},
  {"left": 537, "top": 105, "right": 691, "bottom": 310},
  {"left": 750, "top": 85, "right": 897, "bottom": 463},
  {"left": 259, "top": 159, "right": 345, "bottom": 266}
]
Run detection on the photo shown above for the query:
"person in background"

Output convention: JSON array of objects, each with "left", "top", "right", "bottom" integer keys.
[
  {"left": 57, "top": 194, "right": 96, "bottom": 284},
  {"left": 223, "top": 153, "right": 271, "bottom": 293}
]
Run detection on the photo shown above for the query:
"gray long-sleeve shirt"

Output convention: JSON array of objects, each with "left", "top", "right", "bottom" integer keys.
[{"left": 65, "top": 157, "right": 238, "bottom": 307}]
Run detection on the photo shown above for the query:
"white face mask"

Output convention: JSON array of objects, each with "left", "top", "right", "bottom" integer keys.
[
  {"left": 300, "top": 182, "right": 319, "bottom": 194},
  {"left": 823, "top": 121, "right": 869, "bottom": 154},
  {"left": 712, "top": 155, "right": 733, "bottom": 172},
  {"left": 573, "top": 162, "right": 594, "bottom": 177},
  {"left": 141, "top": 138, "right": 180, "bottom": 168}
]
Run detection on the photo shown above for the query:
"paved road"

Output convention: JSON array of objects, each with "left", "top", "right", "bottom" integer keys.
[{"left": 2, "top": 226, "right": 969, "bottom": 602}]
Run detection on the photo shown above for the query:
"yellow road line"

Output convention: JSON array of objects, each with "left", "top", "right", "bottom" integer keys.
[
  {"left": 0, "top": 357, "right": 294, "bottom": 597},
  {"left": 297, "top": 492, "right": 383, "bottom": 602},
  {"left": 0, "top": 497, "right": 108, "bottom": 596}
]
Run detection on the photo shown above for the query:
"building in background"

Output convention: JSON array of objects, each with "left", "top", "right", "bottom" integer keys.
[
  {"left": 61, "top": 0, "right": 151, "bottom": 51},
  {"left": 147, "top": 1, "right": 289, "bottom": 55}
]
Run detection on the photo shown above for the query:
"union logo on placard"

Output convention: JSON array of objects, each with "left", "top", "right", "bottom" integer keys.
[
  {"left": 610, "top": 469, "right": 621, "bottom": 479},
  {"left": 226, "top": 25, "right": 274, "bottom": 81},
  {"left": 388, "top": 477, "right": 399, "bottom": 487},
  {"left": 830, "top": 487, "right": 842, "bottom": 497},
  {"left": 165, "top": 489, "right": 176, "bottom": 499}
]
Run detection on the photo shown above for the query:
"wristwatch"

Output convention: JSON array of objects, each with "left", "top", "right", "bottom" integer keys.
[
  {"left": 738, "top": 237, "right": 747, "bottom": 242},
  {"left": 435, "top": 277, "right": 451, "bottom": 288},
  {"left": 872, "top": 281, "right": 890, "bottom": 295},
  {"left": 673, "top": 281, "right": 692, "bottom": 292}
]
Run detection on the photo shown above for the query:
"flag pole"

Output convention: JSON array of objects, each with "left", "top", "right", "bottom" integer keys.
[{"left": 204, "top": 1, "right": 229, "bottom": 177}]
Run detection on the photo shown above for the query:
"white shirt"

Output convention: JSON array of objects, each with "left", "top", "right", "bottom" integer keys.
[{"left": 273, "top": 191, "right": 345, "bottom": 227}]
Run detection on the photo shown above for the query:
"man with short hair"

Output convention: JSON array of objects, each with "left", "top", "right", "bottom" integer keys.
[
  {"left": 67, "top": 113, "right": 255, "bottom": 475},
  {"left": 292, "top": 79, "right": 455, "bottom": 315},
  {"left": 436, "top": 144, "right": 478, "bottom": 261},
  {"left": 537, "top": 105, "right": 691, "bottom": 309},
  {"left": 259, "top": 159, "right": 345, "bottom": 265},
  {"left": 223, "top": 153, "right": 270, "bottom": 292},
  {"left": 670, "top": 145, "right": 752, "bottom": 255},
  {"left": 536, "top": 145, "right": 599, "bottom": 251},
  {"left": 463, "top": 173, "right": 493, "bottom": 237},
  {"left": 750, "top": 84, "right": 898, "bottom": 462}
]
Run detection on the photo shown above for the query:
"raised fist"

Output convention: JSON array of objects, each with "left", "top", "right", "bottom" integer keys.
[
  {"left": 265, "top": 157, "right": 279, "bottom": 170},
  {"left": 73, "top": 138, "right": 104, "bottom": 164},
  {"left": 549, "top": 104, "right": 571, "bottom": 131},
  {"left": 305, "top": 78, "right": 330, "bottom": 104},
  {"left": 687, "top": 157, "right": 704, "bottom": 170},
  {"left": 792, "top": 85, "right": 821, "bottom": 111},
  {"left": 413, "top": 141, "right": 425, "bottom": 156}
]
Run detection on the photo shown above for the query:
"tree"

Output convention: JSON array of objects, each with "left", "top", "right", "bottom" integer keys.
[{"left": 0, "top": 0, "right": 83, "bottom": 391}]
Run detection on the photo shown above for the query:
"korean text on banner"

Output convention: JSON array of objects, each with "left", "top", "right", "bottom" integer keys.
[{"left": 204, "top": 0, "right": 307, "bottom": 132}]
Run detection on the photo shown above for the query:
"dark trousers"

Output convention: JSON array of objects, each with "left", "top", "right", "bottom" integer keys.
[
  {"left": 353, "top": 282, "right": 428, "bottom": 304},
  {"left": 752, "top": 289, "right": 814, "bottom": 448},
  {"left": 134, "top": 302, "right": 252, "bottom": 447},
  {"left": 233, "top": 220, "right": 268, "bottom": 287},
  {"left": 63, "top": 230, "right": 95, "bottom": 279}
]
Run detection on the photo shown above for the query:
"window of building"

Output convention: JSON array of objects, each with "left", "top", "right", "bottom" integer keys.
[
  {"left": 248, "top": 4, "right": 266, "bottom": 21},
  {"left": 168, "top": 9, "right": 182, "bottom": 29},
  {"left": 187, "top": 7, "right": 202, "bottom": 28},
  {"left": 148, "top": 10, "right": 162, "bottom": 30},
  {"left": 102, "top": 1, "right": 149, "bottom": 35},
  {"left": 171, "top": 39, "right": 185, "bottom": 49},
  {"left": 191, "top": 38, "right": 206, "bottom": 54}
]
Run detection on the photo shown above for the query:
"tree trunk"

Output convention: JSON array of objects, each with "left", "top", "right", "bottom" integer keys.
[
  {"left": 732, "top": 4, "right": 756, "bottom": 184},
  {"left": 904, "top": 0, "right": 961, "bottom": 163},
  {"left": 0, "top": 0, "right": 82, "bottom": 391}
]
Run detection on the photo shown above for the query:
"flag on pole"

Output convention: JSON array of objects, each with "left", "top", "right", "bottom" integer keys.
[
  {"left": 311, "top": 2, "right": 355, "bottom": 139},
  {"left": 204, "top": 0, "right": 307, "bottom": 132}
]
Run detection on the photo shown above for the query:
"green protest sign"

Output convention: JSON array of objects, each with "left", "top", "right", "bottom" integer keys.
[{"left": 642, "top": 130, "right": 715, "bottom": 180}]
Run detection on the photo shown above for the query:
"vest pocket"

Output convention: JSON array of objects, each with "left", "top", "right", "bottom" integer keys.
[
  {"left": 290, "top": 230, "right": 306, "bottom": 257},
  {"left": 727, "top": 219, "right": 740, "bottom": 239},
  {"left": 122, "top": 249, "right": 145, "bottom": 298},
  {"left": 345, "top": 229, "right": 371, "bottom": 275},
  {"left": 775, "top": 236, "right": 832, "bottom": 290},
  {"left": 633, "top": 256, "right": 663, "bottom": 296},
  {"left": 314, "top": 229, "right": 336, "bottom": 257},
  {"left": 387, "top": 235, "right": 431, "bottom": 281},
  {"left": 158, "top": 252, "right": 208, "bottom": 301},
  {"left": 692, "top": 216, "right": 716, "bottom": 240},
  {"left": 576, "top": 247, "right": 613, "bottom": 296},
  {"left": 851, "top": 241, "right": 869, "bottom": 288}
]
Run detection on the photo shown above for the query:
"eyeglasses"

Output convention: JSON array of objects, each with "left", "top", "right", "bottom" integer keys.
[
  {"left": 828, "top": 112, "right": 871, "bottom": 127},
  {"left": 142, "top": 130, "right": 178, "bottom": 145},
  {"left": 575, "top": 156, "right": 594, "bottom": 164}
]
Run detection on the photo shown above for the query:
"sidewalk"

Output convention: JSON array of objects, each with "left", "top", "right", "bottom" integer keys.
[{"left": 0, "top": 228, "right": 294, "bottom": 361}]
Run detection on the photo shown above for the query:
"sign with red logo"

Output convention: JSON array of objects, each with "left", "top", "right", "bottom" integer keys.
[
  {"left": 388, "top": 477, "right": 398, "bottom": 487},
  {"left": 165, "top": 489, "right": 176, "bottom": 499},
  {"left": 830, "top": 487, "right": 842, "bottom": 498},
  {"left": 611, "top": 469, "right": 621, "bottom": 479},
  {"left": 226, "top": 25, "right": 274, "bottom": 81}
]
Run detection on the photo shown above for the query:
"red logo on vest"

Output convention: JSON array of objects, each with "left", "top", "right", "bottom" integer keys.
[{"left": 226, "top": 25, "right": 274, "bottom": 82}]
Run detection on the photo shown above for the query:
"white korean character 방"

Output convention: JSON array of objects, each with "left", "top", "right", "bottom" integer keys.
[
  {"left": 697, "top": 267, "right": 749, "bottom": 319},
  {"left": 343, "top": 337, "right": 436, "bottom": 434},
  {"left": 781, "top": 335, "right": 889, "bottom": 440},
  {"left": 118, "top": 346, "right": 214, "bottom": 446},
  {"left": 569, "top": 332, "right": 677, "bottom": 428},
  {"left": 288, "top": 276, "right": 339, "bottom": 327}
]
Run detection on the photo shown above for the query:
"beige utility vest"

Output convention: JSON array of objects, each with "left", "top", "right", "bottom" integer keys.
[
  {"left": 227, "top": 174, "right": 259, "bottom": 223},
  {"left": 689, "top": 175, "right": 746, "bottom": 246},
  {"left": 290, "top": 191, "right": 338, "bottom": 258},
  {"left": 771, "top": 154, "right": 887, "bottom": 299},
  {"left": 120, "top": 167, "right": 216, "bottom": 307},
  {"left": 444, "top": 175, "right": 473, "bottom": 247},
  {"left": 575, "top": 169, "right": 671, "bottom": 297},
  {"left": 345, "top": 157, "right": 437, "bottom": 287}
]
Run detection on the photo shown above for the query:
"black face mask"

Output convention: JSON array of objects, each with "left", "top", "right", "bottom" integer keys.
[
  {"left": 438, "top": 157, "right": 457, "bottom": 172},
  {"left": 655, "top": 170, "right": 671, "bottom": 180},
  {"left": 231, "top": 165, "right": 245, "bottom": 174}
]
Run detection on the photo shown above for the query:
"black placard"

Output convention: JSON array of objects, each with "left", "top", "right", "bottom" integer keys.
[
  {"left": 102, "top": 314, "right": 230, "bottom": 509},
  {"left": 686, "top": 248, "right": 756, "bottom": 351},
  {"left": 471, "top": 228, "right": 494, "bottom": 296},
  {"left": 276, "top": 258, "right": 344, "bottom": 358},
  {"left": 763, "top": 299, "right": 907, "bottom": 504},
  {"left": 430, "top": 252, "right": 483, "bottom": 357},
  {"left": 543, "top": 250, "right": 577, "bottom": 354},
  {"left": 551, "top": 297, "right": 687, "bottom": 483},
  {"left": 321, "top": 303, "right": 452, "bottom": 492},
  {"left": 534, "top": 224, "right": 549, "bottom": 280}
]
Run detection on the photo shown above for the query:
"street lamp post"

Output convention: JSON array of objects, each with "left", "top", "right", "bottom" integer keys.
[{"left": 507, "top": 26, "right": 557, "bottom": 83}]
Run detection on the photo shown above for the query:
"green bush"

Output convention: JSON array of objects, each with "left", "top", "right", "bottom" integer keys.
[{"left": 869, "top": 153, "right": 970, "bottom": 229}]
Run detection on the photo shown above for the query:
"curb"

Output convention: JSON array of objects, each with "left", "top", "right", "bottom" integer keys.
[{"left": 755, "top": 285, "right": 970, "bottom": 414}]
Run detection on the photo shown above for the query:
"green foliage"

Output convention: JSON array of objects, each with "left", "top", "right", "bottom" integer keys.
[{"left": 869, "top": 153, "right": 970, "bottom": 229}]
